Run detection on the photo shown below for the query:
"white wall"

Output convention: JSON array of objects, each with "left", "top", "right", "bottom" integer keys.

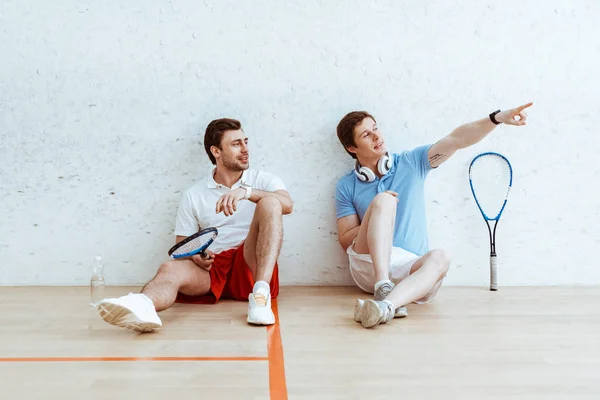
[{"left": 1, "top": 0, "right": 599, "bottom": 286}]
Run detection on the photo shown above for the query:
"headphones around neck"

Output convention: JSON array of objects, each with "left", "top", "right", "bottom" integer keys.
[{"left": 354, "top": 152, "right": 392, "bottom": 182}]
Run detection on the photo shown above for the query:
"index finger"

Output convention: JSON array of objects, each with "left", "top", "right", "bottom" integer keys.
[
  {"left": 215, "top": 195, "right": 225, "bottom": 213},
  {"left": 516, "top": 102, "right": 533, "bottom": 112}
]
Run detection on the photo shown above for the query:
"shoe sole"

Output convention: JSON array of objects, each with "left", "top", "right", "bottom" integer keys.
[
  {"left": 247, "top": 315, "right": 275, "bottom": 326},
  {"left": 97, "top": 302, "right": 161, "bottom": 333},
  {"left": 361, "top": 300, "right": 383, "bottom": 328},
  {"left": 354, "top": 299, "right": 364, "bottom": 322}
]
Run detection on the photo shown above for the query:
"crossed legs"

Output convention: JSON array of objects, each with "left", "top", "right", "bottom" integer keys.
[{"left": 352, "top": 192, "right": 450, "bottom": 327}]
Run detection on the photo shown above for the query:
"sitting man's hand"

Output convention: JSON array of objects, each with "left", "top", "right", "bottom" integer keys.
[
  {"left": 191, "top": 250, "right": 215, "bottom": 271},
  {"left": 216, "top": 187, "right": 247, "bottom": 216}
]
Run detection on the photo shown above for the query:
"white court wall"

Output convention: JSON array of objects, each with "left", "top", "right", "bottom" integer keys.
[{"left": 1, "top": 0, "right": 599, "bottom": 286}]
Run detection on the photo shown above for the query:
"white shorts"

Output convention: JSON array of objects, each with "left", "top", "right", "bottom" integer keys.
[{"left": 346, "top": 240, "right": 444, "bottom": 304}]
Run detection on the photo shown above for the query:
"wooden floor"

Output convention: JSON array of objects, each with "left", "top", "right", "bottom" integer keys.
[{"left": 0, "top": 286, "right": 599, "bottom": 399}]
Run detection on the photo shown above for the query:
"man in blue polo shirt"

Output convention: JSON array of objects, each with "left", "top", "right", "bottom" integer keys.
[{"left": 335, "top": 103, "right": 532, "bottom": 328}]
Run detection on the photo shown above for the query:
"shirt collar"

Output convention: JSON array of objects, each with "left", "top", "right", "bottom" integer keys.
[{"left": 206, "top": 168, "right": 249, "bottom": 189}]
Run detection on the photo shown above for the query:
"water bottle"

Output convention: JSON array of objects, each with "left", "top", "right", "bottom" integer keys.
[{"left": 90, "top": 255, "right": 106, "bottom": 307}]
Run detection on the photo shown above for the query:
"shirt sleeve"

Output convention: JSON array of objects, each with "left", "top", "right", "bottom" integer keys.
[
  {"left": 254, "top": 171, "right": 287, "bottom": 192},
  {"left": 173, "top": 191, "right": 199, "bottom": 237},
  {"left": 335, "top": 180, "right": 356, "bottom": 219},
  {"left": 405, "top": 144, "right": 434, "bottom": 179}
]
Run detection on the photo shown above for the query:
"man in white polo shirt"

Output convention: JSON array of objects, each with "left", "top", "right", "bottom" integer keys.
[{"left": 96, "top": 118, "right": 293, "bottom": 332}]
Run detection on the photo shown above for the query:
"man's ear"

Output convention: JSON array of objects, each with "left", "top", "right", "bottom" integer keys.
[
  {"left": 210, "top": 145, "right": 220, "bottom": 160},
  {"left": 346, "top": 145, "right": 357, "bottom": 155}
]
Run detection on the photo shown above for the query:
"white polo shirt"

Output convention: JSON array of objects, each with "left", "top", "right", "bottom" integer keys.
[{"left": 174, "top": 168, "right": 287, "bottom": 254}]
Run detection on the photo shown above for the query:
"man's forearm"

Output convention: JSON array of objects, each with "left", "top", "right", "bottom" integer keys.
[
  {"left": 449, "top": 117, "right": 498, "bottom": 149},
  {"left": 428, "top": 103, "right": 532, "bottom": 168},
  {"left": 248, "top": 189, "right": 293, "bottom": 214}
]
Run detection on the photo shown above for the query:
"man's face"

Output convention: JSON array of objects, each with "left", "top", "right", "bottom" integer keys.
[
  {"left": 213, "top": 129, "right": 249, "bottom": 171},
  {"left": 348, "top": 118, "right": 386, "bottom": 160}
]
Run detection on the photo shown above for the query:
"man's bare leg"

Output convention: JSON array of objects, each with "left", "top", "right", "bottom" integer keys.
[
  {"left": 243, "top": 197, "right": 284, "bottom": 325},
  {"left": 357, "top": 249, "right": 450, "bottom": 328},
  {"left": 350, "top": 192, "right": 449, "bottom": 327},
  {"left": 384, "top": 249, "right": 450, "bottom": 308},
  {"left": 243, "top": 197, "right": 283, "bottom": 287},
  {"left": 142, "top": 259, "right": 211, "bottom": 311},
  {"left": 352, "top": 192, "right": 397, "bottom": 283},
  {"left": 97, "top": 260, "right": 210, "bottom": 332}
]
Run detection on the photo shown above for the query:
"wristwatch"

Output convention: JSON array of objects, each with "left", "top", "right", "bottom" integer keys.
[
  {"left": 489, "top": 109, "right": 502, "bottom": 125},
  {"left": 240, "top": 182, "right": 252, "bottom": 200}
]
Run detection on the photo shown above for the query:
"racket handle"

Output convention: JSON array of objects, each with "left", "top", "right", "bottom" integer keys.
[
  {"left": 490, "top": 255, "right": 498, "bottom": 291},
  {"left": 200, "top": 251, "right": 209, "bottom": 259}
]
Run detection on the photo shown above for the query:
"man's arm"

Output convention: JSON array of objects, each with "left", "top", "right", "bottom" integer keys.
[
  {"left": 337, "top": 214, "right": 360, "bottom": 252},
  {"left": 216, "top": 188, "right": 293, "bottom": 217},
  {"left": 247, "top": 189, "right": 293, "bottom": 214},
  {"left": 427, "top": 102, "right": 533, "bottom": 168}
]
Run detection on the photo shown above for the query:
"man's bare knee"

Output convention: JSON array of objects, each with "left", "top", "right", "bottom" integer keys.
[
  {"left": 427, "top": 249, "right": 451, "bottom": 276},
  {"left": 157, "top": 260, "right": 210, "bottom": 295},
  {"left": 157, "top": 260, "right": 176, "bottom": 275},
  {"left": 256, "top": 197, "right": 282, "bottom": 215},
  {"left": 371, "top": 192, "right": 397, "bottom": 211},
  {"left": 156, "top": 260, "right": 186, "bottom": 284}
]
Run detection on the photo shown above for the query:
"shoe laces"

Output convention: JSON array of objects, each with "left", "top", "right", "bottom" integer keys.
[{"left": 253, "top": 292, "right": 267, "bottom": 307}]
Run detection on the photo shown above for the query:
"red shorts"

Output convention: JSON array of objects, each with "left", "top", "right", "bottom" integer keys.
[{"left": 175, "top": 241, "right": 279, "bottom": 304}]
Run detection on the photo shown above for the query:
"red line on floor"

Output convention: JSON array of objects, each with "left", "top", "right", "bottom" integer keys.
[{"left": 267, "top": 298, "right": 288, "bottom": 400}]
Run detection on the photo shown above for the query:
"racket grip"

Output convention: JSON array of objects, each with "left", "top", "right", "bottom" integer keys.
[
  {"left": 490, "top": 255, "right": 498, "bottom": 291},
  {"left": 200, "top": 251, "right": 209, "bottom": 259}
]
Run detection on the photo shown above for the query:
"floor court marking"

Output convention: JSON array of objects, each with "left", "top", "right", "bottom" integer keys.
[
  {"left": 267, "top": 298, "right": 288, "bottom": 400},
  {"left": 0, "top": 298, "right": 289, "bottom": 400},
  {"left": 0, "top": 356, "right": 268, "bottom": 362}
]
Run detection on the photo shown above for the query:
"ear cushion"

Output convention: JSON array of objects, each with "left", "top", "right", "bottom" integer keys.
[
  {"left": 377, "top": 152, "right": 392, "bottom": 175},
  {"left": 354, "top": 162, "right": 376, "bottom": 182}
]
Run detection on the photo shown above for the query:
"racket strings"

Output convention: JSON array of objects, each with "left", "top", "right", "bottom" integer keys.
[
  {"left": 171, "top": 233, "right": 216, "bottom": 256},
  {"left": 470, "top": 155, "right": 512, "bottom": 219}
]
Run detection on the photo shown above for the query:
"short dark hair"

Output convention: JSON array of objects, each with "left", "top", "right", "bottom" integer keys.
[
  {"left": 203, "top": 118, "right": 242, "bottom": 165},
  {"left": 336, "top": 111, "right": 375, "bottom": 159}
]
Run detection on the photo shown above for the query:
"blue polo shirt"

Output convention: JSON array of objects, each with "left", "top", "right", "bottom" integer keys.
[{"left": 335, "top": 144, "right": 433, "bottom": 256}]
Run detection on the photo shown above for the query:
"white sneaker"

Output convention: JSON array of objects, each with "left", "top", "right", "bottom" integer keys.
[
  {"left": 354, "top": 299, "right": 364, "bottom": 322},
  {"left": 374, "top": 280, "right": 395, "bottom": 301},
  {"left": 354, "top": 299, "right": 407, "bottom": 321},
  {"left": 97, "top": 293, "right": 162, "bottom": 333},
  {"left": 394, "top": 306, "right": 408, "bottom": 318},
  {"left": 247, "top": 290, "right": 275, "bottom": 326},
  {"left": 357, "top": 299, "right": 395, "bottom": 329}
]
